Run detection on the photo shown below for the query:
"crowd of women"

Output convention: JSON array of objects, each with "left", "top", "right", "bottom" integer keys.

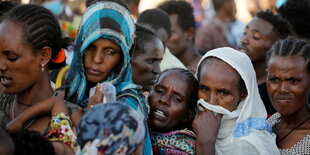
[{"left": 0, "top": 0, "right": 309, "bottom": 155}]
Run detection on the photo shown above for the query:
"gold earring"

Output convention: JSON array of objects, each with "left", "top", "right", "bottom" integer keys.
[{"left": 41, "top": 64, "right": 45, "bottom": 72}]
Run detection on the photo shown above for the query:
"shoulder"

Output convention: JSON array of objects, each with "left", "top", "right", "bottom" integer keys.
[{"left": 267, "top": 112, "right": 281, "bottom": 127}]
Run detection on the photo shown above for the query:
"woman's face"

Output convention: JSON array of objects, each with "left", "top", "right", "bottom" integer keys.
[
  {"left": 0, "top": 21, "right": 42, "bottom": 93},
  {"left": 132, "top": 37, "right": 164, "bottom": 91},
  {"left": 148, "top": 71, "right": 193, "bottom": 132},
  {"left": 267, "top": 56, "right": 310, "bottom": 116},
  {"left": 83, "top": 38, "right": 122, "bottom": 83},
  {"left": 198, "top": 59, "right": 246, "bottom": 112}
]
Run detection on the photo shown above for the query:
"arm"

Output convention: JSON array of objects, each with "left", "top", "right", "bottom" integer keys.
[
  {"left": 6, "top": 97, "right": 68, "bottom": 131},
  {"left": 192, "top": 109, "right": 222, "bottom": 155}
]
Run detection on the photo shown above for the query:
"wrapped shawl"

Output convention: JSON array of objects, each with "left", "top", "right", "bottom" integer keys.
[
  {"left": 65, "top": 2, "right": 151, "bottom": 154},
  {"left": 76, "top": 102, "right": 145, "bottom": 155},
  {"left": 196, "top": 47, "right": 279, "bottom": 155}
]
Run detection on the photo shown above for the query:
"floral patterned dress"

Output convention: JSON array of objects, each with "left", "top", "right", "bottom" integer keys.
[
  {"left": 46, "top": 113, "right": 77, "bottom": 151},
  {"left": 151, "top": 129, "right": 196, "bottom": 155}
]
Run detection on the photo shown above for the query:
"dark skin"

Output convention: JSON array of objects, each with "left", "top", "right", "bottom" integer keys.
[
  {"left": 267, "top": 56, "right": 310, "bottom": 149},
  {"left": 148, "top": 71, "right": 195, "bottom": 132},
  {"left": 239, "top": 17, "right": 276, "bottom": 84},
  {"left": 0, "top": 20, "right": 74, "bottom": 155},
  {"left": 194, "top": 59, "right": 247, "bottom": 155},
  {"left": 167, "top": 14, "right": 201, "bottom": 73}
]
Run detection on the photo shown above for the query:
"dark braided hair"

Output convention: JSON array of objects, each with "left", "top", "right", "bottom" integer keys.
[
  {"left": 0, "top": 1, "right": 19, "bottom": 17},
  {"left": 267, "top": 37, "right": 310, "bottom": 72},
  {"left": 158, "top": 0, "right": 196, "bottom": 31},
  {"left": 1, "top": 4, "right": 68, "bottom": 70},
  {"left": 160, "top": 68, "right": 198, "bottom": 110},
  {"left": 256, "top": 10, "right": 291, "bottom": 39}
]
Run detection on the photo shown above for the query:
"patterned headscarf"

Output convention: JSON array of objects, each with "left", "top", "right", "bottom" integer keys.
[
  {"left": 65, "top": 1, "right": 136, "bottom": 107},
  {"left": 76, "top": 102, "right": 145, "bottom": 155}
]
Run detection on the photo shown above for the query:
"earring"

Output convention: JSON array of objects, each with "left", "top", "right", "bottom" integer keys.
[{"left": 41, "top": 64, "right": 45, "bottom": 72}]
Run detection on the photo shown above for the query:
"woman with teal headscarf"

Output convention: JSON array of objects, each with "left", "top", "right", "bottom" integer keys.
[{"left": 65, "top": 1, "right": 152, "bottom": 154}]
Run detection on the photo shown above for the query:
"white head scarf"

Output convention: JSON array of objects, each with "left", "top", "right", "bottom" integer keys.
[{"left": 196, "top": 47, "right": 279, "bottom": 155}]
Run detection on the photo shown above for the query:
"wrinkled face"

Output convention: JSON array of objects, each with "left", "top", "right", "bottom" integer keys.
[
  {"left": 267, "top": 56, "right": 310, "bottom": 116},
  {"left": 198, "top": 59, "right": 245, "bottom": 111},
  {"left": 148, "top": 71, "right": 193, "bottom": 132},
  {"left": 167, "top": 14, "right": 187, "bottom": 57},
  {"left": 132, "top": 37, "right": 164, "bottom": 91},
  {"left": 83, "top": 38, "right": 122, "bottom": 83},
  {"left": 239, "top": 17, "right": 275, "bottom": 63},
  {"left": 0, "top": 20, "right": 42, "bottom": 94}
]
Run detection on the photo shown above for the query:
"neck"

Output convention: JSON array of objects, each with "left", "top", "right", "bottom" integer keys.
[
  {"left": 177, "top": 45, "right": 200, "bottom": 67},
  {"left": 280, "top": 104, "right": 310, "bottom": 128},
  {"left": 16, "top": 71, "right": 54, "bottom": 106},
  {"left": 253, "top": 61, "right": 267, "bottom": 84}
]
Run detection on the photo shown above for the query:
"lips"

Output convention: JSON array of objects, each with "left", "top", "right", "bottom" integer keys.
[
  {"left": 238, "top": 45, "right": 248, "bottom": 53},
  {"left": 152, "top": 108, "right": 167, "bottom": 120},
  {"left": 0, "top": 76, "right": 12, "bottom": 87},
  {"left": 85, "top": 67, "right": 103, "bottom": 76}
]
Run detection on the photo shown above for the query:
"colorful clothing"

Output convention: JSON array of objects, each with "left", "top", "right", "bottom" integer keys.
[
  {"left": 196, "top": 47, "right": 279, "bottom": 155},
  {"left": 76, "top": 102, "right": 145, "bottom": 155},
  {"left": 65, "top": 2, "right": 152, "bottom": 154},
  {"left": 0, "top": 94, "right": 79, "bottom": 151},
  {"left": 151, "top": 129, "right": 196, "bottom": 155},
  {"left": 46, "top": 113, "right": 77, "bottom": 151}
]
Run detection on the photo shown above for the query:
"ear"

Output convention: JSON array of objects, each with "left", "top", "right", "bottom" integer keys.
[
  {"left": 39, "top": 46, "right": 52, "bottom": 67},
  {"left": 185, "top": 27, "right": 195, "bottom": 41},
  {"left": 239, "top": 88, "right": 248, "bottom": 102}
]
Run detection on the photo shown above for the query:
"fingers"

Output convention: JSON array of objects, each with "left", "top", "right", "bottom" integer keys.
[{"left": 93, "top": 83, "right": 103, "bottom": 104}]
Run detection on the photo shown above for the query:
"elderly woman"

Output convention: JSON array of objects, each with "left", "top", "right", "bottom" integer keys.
[
  {"left": 64, "top": 1, "right": 152, "bottom": 154},
  {"left": 193, "top": 47, "right": 279, "bottom": 155},
  {"left": 267, "top": 37, "right": 310, "bottom": 154},
  {"left": 148, "top": 68, "right": 198, "bottom": 154}
]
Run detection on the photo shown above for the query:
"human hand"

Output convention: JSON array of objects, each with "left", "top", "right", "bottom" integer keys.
[
  {"left": 87, "top": 83, "right": 103, "bottom": 110},
  {"left": 192, "top": 106, "right": 223, "bottom": 144}
]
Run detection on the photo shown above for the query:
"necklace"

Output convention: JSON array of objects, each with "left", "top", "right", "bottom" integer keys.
[
  {"left": 275, "top": 115, "right": 310, "bottom": 144},
  {"left": 11, "top": 99, "right": 35, "bottom": 128},
  {"left": 16, "top": 100, "right": 33, "bottom": 106}
]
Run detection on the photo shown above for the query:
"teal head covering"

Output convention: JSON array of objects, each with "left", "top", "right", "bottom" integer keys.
[{"left": 66, "top": 1, "right": 136, "bottom": 106}]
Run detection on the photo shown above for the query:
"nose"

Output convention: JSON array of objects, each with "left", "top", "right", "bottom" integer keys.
[
  {"left": 0, "top": 57, "right": 7, "bottom": 72},
  {"left": 240, "top": 33, "right": 248, "bottom": 46},
  {"left": 152, "top": 62, "right": 161, "bottom": 75},
  {"left": 159, "top": 94, "right": 170, "bottom": 106},
  {"left": 91, "top": 50, "right": 104, "bottom": 64},
  {"left": 279, "top": 82, "right": 289, "bottom": 94},
  {"left": 204, "top": 93, "right": 218, "bottom": 106}
]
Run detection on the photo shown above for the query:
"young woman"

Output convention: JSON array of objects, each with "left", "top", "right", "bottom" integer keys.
[
  {"left": 194, "top": 47, "right": 279, "bottom": 155},
  {"left": 148, "top": 68, "right": 198, "bottom": 154},
  {"left": 267, "top": 37, "right": 310, "bottom": 154},
  {"left": 0, "top": 4, "right": 77, "bottom": 154},
  {"left": 64, "top": 1, "right": 152, "bottom": 154}
]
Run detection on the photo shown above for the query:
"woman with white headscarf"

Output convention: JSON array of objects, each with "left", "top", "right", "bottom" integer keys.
[{"left": 193, "top": 47, "right": 279, "bottom": 155}]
